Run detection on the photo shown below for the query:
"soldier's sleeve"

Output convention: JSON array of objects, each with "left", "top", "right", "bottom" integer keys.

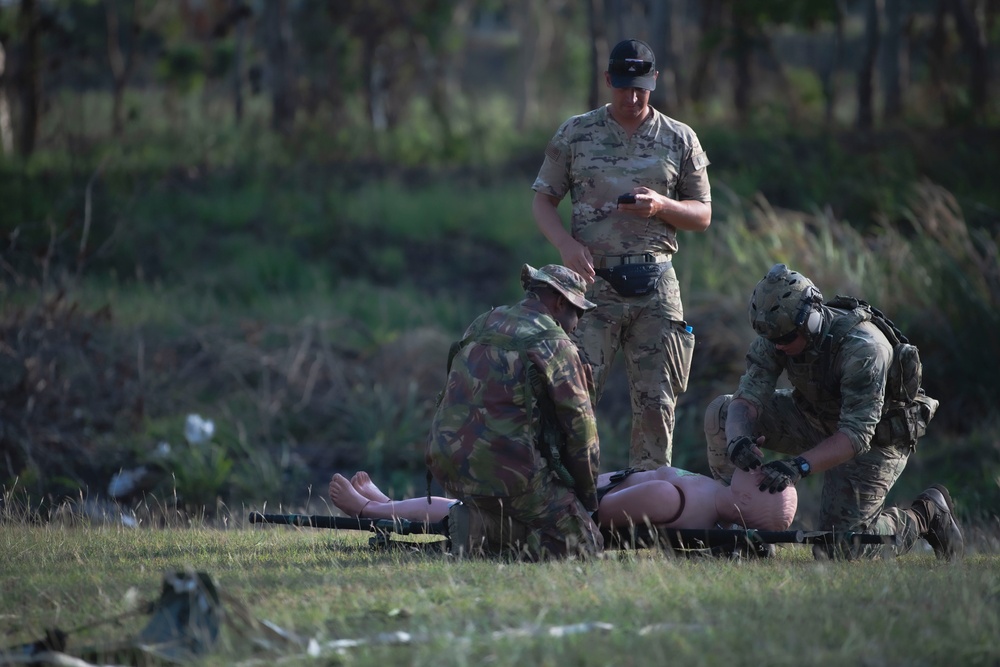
[
  {"left": 732, "top": 337, "right": 782, "bottom": 415},
  {"left": 531, "top": 121, "right": 573, "bottom": 200},
  {"left": 836, "top": 331, "right": 891, "bottom": 455},
  {"left": 676, "top": 131, "right": 712, "bottom": 203},
  {"left": 531, "top": 340, "right": 600, "bottom": 512}
]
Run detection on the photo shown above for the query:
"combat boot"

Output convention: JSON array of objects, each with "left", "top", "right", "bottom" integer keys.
[{"left": 912, "top": 484, "right": 965, "bottom": 561}]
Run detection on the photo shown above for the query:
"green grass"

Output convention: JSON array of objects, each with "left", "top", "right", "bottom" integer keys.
[{"left": 0, "top": 519, "right": 997, "bottom": 666}]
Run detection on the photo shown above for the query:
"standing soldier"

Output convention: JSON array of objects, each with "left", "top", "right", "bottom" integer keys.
[
  {"left": 426, "top": 264, "right": 602, "bottom": 560},
  {"left": 705, "top": 264, "right": 963, "bottom": 560},
  {"left": 531, "top": 38, "right": 712, "bottom": 470}
]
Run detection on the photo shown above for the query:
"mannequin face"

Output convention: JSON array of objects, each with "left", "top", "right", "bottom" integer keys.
[{"left": 727, "top": 468, "right": 798, "bottom": 531}]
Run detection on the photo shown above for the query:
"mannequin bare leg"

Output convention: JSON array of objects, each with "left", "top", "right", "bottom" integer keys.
[{"left": 329, "top": 473, "right": 451, "bottom": 523}]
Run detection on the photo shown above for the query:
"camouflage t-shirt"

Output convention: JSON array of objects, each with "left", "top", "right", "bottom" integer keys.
[
  {"left": 733, "top": 314, "right": 892, "bottom": 456},
  {"left": 531, "top": 104, "right": 711, "bottom": 256},
  {"left": 426, "top": 297, "right": 601, "bottom": 510}
]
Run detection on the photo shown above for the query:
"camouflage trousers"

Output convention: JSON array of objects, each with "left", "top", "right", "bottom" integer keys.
[
  {"left": 573, "top": 265, "right": 694, "bottom": 470},
  {"left": 442, "top": 471, "right": 603, "bottom": 561},
  {"left": 705, "top": 392, "right": 924, "bottom": 559}
]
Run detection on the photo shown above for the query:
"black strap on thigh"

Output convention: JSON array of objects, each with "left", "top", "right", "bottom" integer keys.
[
  {"left": 660, "top": 485, "right": 686, "bottom": 526},
  {"left": 595, "top": 467, "right": 639, "bottom": 503}
]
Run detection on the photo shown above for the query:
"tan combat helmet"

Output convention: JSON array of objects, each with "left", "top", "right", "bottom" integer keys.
[{"left": 748, "top": 264, "right": 824, "bottom": 341}]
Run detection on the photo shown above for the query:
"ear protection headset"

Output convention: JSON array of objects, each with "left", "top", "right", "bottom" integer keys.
[{"left": 794, "top": 286, "right": 824, "bottom": 335}]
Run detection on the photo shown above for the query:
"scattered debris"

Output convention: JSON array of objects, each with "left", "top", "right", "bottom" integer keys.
[{"left": 1, "top": 570, "right": 706, "bottom": 666}]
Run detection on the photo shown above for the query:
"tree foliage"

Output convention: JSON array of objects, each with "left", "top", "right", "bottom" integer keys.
[{"left": 0, "top": 0, "right": 996, "bottom": 159}]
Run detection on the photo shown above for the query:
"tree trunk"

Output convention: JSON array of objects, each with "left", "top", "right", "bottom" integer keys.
[
  {"left": 881, "top": 0, "right": 908, "bottom": 123},
  {"left": 856, "top": 0, "right": 882, "bottom": 130},
  {"left": 17, "top": 0, "right": 40, "bottom": 158},
  {"left": 668, "top": 0, "right": 688, "bottom": 111},
  {"left": 649, "top": 0, "right": 685, "bottom": 113},
  {"left": 0, "top": 40, "right": 14, "bottom": 155},
  {"left": 422, "top": 0, "right": 472, "bottom": 144},
  {"left": 760, "top": 32, "right": 802, "bottom": 126},
  {"left": 689, "top": 0, "right": 723, "bottom": 105},
  {"left": 927, "top": 0, "right": 951, "bottom": 119},
  {"left": 648, "top": 0, "right": 667, "bottom": 110},
  {"left": 515, "top": 0, "right": 555, "bottom": 131},
  {"left": 362, "top": 39, "right": 388, "bottom": 132},
  {"left": 821, "top": 1, "right": 845, "bottom": 128},
  {"left": 231, "top": 0, "right": 245, "bottom": 125},
  {"left": 587, "top": 0, "right": 607, "bottom": 112},
  {"left": 105, "top": 0, "right": 140, "bottom": 138},
  {"left": 263, "top": 0, "right": 295, "bottom": 134},
  {"left": 731, "top": 6, "right": 753, "bottom": 125},
  {"left": 948, "top": 0, "right": 989, "bottom": 120}
]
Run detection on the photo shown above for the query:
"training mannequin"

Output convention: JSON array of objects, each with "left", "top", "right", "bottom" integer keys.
[{"left": 329, "top": 466, "right": 796, "bottom": 533}]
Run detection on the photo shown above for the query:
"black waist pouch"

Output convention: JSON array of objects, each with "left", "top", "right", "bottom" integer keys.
[{"left": 596, "top": 263, "right": 667, "bottom": 297}]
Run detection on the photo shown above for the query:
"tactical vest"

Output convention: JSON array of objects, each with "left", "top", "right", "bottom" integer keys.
[
  {"left": 818, "top": 296, "right": 938, "bottom": 446},
  {"left": 823, "top": 296, "right": 922, "bottom": 405}
]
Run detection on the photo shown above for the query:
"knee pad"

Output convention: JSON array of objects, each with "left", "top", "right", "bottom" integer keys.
[
  {"left": 704, "top": 394, "right": 733, "bottom": 438},
  {"left": 704, "top": 394, "right": 736, "bottom": 483}
]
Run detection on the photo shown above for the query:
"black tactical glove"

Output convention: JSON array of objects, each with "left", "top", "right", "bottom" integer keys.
[
  {"left": 727, "top": 435, "right": 763, "bottom": 471},
  {"left": 758, "top": 459, "right": 802, "bottom": 493}
]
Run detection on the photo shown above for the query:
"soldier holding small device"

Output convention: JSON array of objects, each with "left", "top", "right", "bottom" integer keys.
[{"left": 531, "top": 38, "right": 713, "bottom": 470}]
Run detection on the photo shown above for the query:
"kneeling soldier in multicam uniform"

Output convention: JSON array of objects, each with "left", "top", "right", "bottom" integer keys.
[
  {"left": 705, "top": 264, "right": 964, "bottom": 560},
  {"left": 425, "top": 264, "right": 603, "bottom": 560}
]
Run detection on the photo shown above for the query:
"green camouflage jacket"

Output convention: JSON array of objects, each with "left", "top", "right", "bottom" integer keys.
[{"left": 426, "top": 297, "right": 601, "bottom": 511}]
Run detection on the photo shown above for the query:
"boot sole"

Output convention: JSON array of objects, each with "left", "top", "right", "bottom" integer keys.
[{"left": 919, "top": 484, "right": 964, "bottom": 560}]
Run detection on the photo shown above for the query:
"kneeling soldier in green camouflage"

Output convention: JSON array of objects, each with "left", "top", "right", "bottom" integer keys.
[
  {"left": 426, "top": 264, "right": 603, "bottom": 560},
  {"left": 705, "top": 264, "right": 964, "bottom": 560}
]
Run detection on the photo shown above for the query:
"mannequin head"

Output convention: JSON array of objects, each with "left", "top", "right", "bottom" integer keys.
[{"left": 726, "top": 468, "right": 798, "bottom": 530}]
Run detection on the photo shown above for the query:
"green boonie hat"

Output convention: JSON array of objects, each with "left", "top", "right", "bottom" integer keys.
[{"left": 521, "top": 264, "right": 597, "bottom": 312}]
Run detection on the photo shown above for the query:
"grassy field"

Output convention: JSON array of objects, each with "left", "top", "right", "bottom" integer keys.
[
  {"left": 3, "top": 76, "right": 999, "bottom": 667},
  {"left": 3, "top": 124, "right": 999, "bottom": 667},
  {"left": 1, "top": 515, "right": 998, "bottom": 667}
]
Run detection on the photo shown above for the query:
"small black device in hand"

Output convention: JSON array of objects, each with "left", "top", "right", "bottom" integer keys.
[{"left": 617, "top": 193, "right": 636, "bottom": 205}]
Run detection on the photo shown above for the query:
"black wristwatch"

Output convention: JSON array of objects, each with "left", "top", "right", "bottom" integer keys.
[{"left": 792, "top": 456, "right": 812, "bottom": 478}]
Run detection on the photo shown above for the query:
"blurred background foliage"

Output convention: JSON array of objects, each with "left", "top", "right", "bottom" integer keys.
[{"left": 0, "top": 0, "right": 998, "bottom": 524}]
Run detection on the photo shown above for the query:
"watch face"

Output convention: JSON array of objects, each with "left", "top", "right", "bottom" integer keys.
[{"left": 796, "top": 458, "right": 810, "bottom": 475}]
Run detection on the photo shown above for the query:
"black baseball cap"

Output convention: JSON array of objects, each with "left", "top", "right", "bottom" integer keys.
[{"left": 608, "top": 39, "right": 657, "bottom": 91}]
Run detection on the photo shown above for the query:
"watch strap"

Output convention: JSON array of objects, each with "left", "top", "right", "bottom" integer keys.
[{"left": 792, "top": 456, "right": 811, "bottom": 478}]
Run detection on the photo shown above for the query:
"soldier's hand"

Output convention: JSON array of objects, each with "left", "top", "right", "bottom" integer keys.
[
  {"left": 557, "top": 240, "right": 595, "bottom": 284},
  {"left": 727, "top": 435, "right": 763, "bottom": 471},
  {"left": 758, "top": 459, "right": 801, "bottom": 493}
]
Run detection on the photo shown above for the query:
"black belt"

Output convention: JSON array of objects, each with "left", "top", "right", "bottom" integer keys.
[{"left": 595, "top": 253, "right": 672, "bottom": 269}]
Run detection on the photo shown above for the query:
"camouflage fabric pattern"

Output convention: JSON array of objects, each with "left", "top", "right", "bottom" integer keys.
[
  {"left": 521, "top": 263, "right": 597, "bottom": 312},
  {"left": 574, "top": 271, "right": 694, "bottom": 469},
  {"left": 532, "top": 105, "right": 711, "bottom": 257},
  {"left": 449, "top": 473, "right": 604, "bottom": 560},
  {"left": 426, "top": 296, "right": 601, "bottom": 511},
  {"left": 734, "top": 313, "right": 892, "bottom": 455},
  {"left": 532, "top": 104, "right": 709, "bottom": 468},
  {"left": 705, "top": 309, "right": 929, "bottom": 559},
  {"left": 705, "top": 393, "right": 923, "bottom": 558}
]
